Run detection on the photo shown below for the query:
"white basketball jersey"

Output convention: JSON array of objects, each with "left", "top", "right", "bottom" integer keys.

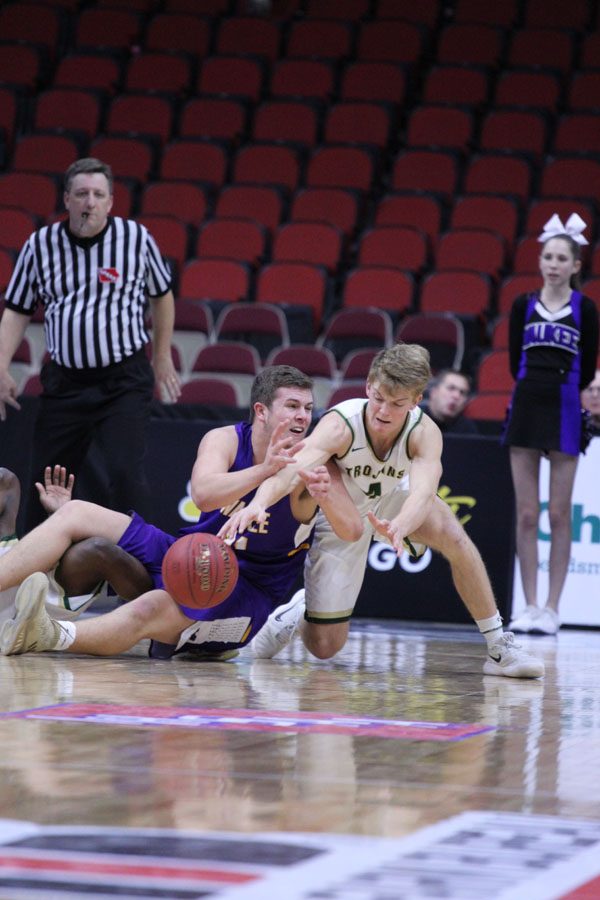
[{"left": 326, "top": 398, "right": 424, "bottom": 513}]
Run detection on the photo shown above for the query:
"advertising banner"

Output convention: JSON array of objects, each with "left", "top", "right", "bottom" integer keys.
[{"left": 511, "top": 437, "right": 600, "bottom": 627}]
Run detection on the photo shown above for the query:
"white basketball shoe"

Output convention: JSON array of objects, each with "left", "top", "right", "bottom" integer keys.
[{"left": 250, "top": 590, "right": 306, "bottom": 659}]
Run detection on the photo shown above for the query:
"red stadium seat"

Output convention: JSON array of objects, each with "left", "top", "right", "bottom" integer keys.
[
  {"left": 476, "top": 350, "right": 513, "bottom": 393},
  {"left": 463, "top": 154, "right": 532, "bottom": 202},
  {"left": 179, "top": 97, "right": 247, "bottom": 144},
  {"left": 435, "top": 229, "right": 507, "bottom": 279},
  {"left": 231, "top": 144, "right": 301, "bottom": 192},
  {"left": 451, "top": 196, "right": 519, "bottom": 245},
  {"left": 105, "top": 94, "right": 174, "bottom": 145},
  {"left": 272, "top": 222, "right": 344, "bottom": 274},
  {"left": 316, "top": 308, "right": 393, "bottom": 363},
  {"left": 140, "top": 182, "right": 209, "bottom": 225},
  {"left": 324, "top": 102, "right": 392, "bottom": 150},
  {"left": 419, "top": 271, "right": 492, "bottom": 317},
  {"left": 256, "top": 262, "right": 329, "bottom": 336},
  {"left": 341, "top": 267, "right": 414, "bottom": 315},
  {"left": 422, "top": 64, "right": 490, "bottom": 107},
  {"left": 195, "top": 219, "right": 267, "bottom": 268},
  {"left": 391, "top": 150, "right": 459, "bottom": 199},
  {"left": 395, "top": 313, "right": 465, "bottom": 372},
  {"left": 339, "top": 61, "right": 407, "bottom": 105},
  {"left": 0, "top": 208, "right": 39, "bottom": 253},
  {"left": 0, "top": 173, "right": 59, "bottom": 219},
  {"left": 179, "top": 377, "right": 241, "bottom": 407},
  {"left": 269, "top": 59, "right": 335, "bottom": 102},
  {"left": 506, "top": 27, "right": 575, "bottom": 72},
  {"left": 179, "top": 259, "right": 251, "bottom": 304},
  {"left": 215, "top": 185, "right": 284, "bottom": 233},
  {"left": 464, "top": 392, "right": 511, "bottom": 422},
  {"left": 252, "top": 100, "right": 319, "bottom": 148},
  {"left": 374, "top": 193, "right": 442, "bottom": 243},
  {"left": 290, "top": 188, "right": 360, "bottom": 238},
  {"left": 144, "top": 13, "right": 211, "bottom": 55},
  {"left": 160, "top": 140, "right": 228, "bottom": 189},
  {"left": 306, "top": 146, "right": 375, "bottom": 194},
  {"left": 406, "top": 105, "right": 474, "bottom": 152},
  {"left": 215, "top": 16, "right": 281, "bottom": 62},
  {"left": 357, "top": 226, "right": 429, "bottom": 274},
  {"left": 435, "top": 23, "right": 504, "bottom": 66},
  {"left": 356, "top": 20, "right": 424, "bottom": 65},
  {"left": 214, "top": 302, "right": 290, "bottom": 361},
  {"left": 197, "top": 55, "right": 265, "bottom": 103},
  {"left": 478, "top": 109, "right": 548, "bottom": 161},
  {"left": 497, "top": 275, "right": 541, "bottom": 316},
  {"left": 286, "top": 19, "right": 354, "bottom": 62}
]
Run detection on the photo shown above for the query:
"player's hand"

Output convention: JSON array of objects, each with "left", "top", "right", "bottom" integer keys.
[
  {"left": 153, "top": 355, "right": 182, "bottom": 404},
  {"left": 0, "top": 371, "right": 21, "bottom": 421},
  {"left": 218, "top": 501, "right": 267, "bottom": 542},
  {"left": 367, "top": 510, "right": 405, "bottom": 555},
  {"left": 36, "top": 465, "right": 75, "bottom": 515},
  {"left": 263, "top": 419, "right": 304, "bottom": 476},
  {"left": 298, "top": 465, "right": 330, "bottom": 501}
]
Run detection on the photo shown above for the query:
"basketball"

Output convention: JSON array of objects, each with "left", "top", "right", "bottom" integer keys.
[{"left": 161, "top": 533, "right": 239, "bottom": 612}]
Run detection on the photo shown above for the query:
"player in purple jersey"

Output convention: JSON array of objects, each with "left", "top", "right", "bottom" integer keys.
[
  {"left": 503, "top": 214, "right": 599, "bottom": 636},
  {"left": 0, "top": 366, "right": 363, "bottom": 658}
]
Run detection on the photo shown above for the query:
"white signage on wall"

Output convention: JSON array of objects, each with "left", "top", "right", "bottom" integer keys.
[{"left": 512, "top": 437, "right": 600, "bottom": 626}]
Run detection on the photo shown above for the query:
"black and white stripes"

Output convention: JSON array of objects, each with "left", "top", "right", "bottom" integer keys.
[{"left": 5, "top": 217, "right": 171, "bottom": 369}]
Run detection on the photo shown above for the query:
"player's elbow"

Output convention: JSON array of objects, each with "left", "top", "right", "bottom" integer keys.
[{"left": 336, "top": 516, "right": 364, "bottom": 542}]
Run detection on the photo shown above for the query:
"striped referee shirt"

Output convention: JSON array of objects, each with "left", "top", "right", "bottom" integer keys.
[{"left": 5, "top": 217, "right": 172, "bottom": 369}]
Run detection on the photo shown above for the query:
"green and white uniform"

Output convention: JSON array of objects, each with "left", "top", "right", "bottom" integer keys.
[
  {"left": 0, "top": 535, "right": 106, "bottom": 623},
  {"left": 304, "top": 399, "right": 424, "bottom": 623}
]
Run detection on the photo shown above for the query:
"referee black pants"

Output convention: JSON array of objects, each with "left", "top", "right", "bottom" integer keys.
[{"left": 25, "top": 351, "right": 155, "bottom": 531}]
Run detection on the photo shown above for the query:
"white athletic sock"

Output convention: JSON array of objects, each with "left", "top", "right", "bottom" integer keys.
[
  {"left": 476, "top": 612, "right": 503, "bottom": 649},
  {"left": 55, "top": 620, "right": 76, "bottom": 651}
]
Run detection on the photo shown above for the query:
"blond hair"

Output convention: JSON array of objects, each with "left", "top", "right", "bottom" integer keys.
[{"left": 368, "top": 343, "right": 431, "bottom": 396}]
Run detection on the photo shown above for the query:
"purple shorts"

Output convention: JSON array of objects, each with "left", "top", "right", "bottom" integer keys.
[{"left": 118, "top": 513, "right": 275, "bottom": 651}]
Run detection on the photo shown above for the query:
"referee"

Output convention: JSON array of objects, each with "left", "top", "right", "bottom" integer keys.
[{"left": 0, "top": 157, "right": 182, "bottom": 530}]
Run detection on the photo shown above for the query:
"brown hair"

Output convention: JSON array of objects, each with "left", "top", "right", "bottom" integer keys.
[
  {"left": 540, "top": 234, "right": 583, "bottom": 290},
  {"left": 64, "top": 158, "right": 114, "bottom": 193},
  {"left": 249, "top": 365, "right": 313, "bottom": 421}
]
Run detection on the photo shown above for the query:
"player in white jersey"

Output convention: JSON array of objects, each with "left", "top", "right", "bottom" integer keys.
[
  {"left": 0, "top": 465, "right": 150, "bottom": 624},
  {"left": 221, "top": 343, "right": 545, "bottom": 679}
]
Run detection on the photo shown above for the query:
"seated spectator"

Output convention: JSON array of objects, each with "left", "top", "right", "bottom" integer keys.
[
  {"left": 421, "top": 369, "right": 479, "bottom": 434},
  {"left": 581, "top": 369, "right": 600, "bottom": 438}
]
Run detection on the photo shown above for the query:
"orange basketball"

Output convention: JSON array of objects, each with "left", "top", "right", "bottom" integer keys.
[{"left": 162, "top": 533, "right": 239, "bottom": 613}]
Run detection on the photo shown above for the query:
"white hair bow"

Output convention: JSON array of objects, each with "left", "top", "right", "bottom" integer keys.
[{"left": 538, "top": 212, "right": 589, "bottom": 245}]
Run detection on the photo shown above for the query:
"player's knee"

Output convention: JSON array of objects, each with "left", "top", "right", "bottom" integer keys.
[
  {"left": 52, "top": 498, "right": 90, "bottom": 530},
  {"left": 304, "top": 624, "right": 346, "bottom": 660},
  {"left": 71, "top": 535, "right": 115, "bottom": 562},
  {"left": 433, "top": 522, "right": 472, "bottom": 561},
  {"left": 126, "top": 592, "right": 166, "bottom": 628}
]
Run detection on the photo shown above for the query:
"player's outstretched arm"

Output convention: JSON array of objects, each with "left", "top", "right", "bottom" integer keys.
[
  {"left": 190, "top": 420, "right": 303, "bottom": 512},
  {"left": 297, "top": 461, "right": 363, "bottom": 541},
  {"left": 218, "top": 413, "right": 350, "bottom": 540},
  {"left": 369, "top": 419, "right": 442, "bottom": 555}
]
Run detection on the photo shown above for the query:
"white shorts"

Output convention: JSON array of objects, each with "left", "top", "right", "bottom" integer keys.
[
  {"left": 304, "top": 489, "right": 425, "bottom": 622},
  {"left": 0, "top": 541, "right": 107, "bottom": 623}
]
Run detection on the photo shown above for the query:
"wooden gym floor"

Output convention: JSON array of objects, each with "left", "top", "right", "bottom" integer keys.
[{"left": 0, "top": 620, "right": 599, "bottom": 898}]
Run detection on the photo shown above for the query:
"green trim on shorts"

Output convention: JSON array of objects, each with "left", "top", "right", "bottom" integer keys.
[{"left": 305, "top": 609, "right": 353, "bottom": 625}]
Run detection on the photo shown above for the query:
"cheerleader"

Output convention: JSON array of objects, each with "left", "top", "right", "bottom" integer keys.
[{"left": 503, "top": 214, "right": 599, "bottom": 635}]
